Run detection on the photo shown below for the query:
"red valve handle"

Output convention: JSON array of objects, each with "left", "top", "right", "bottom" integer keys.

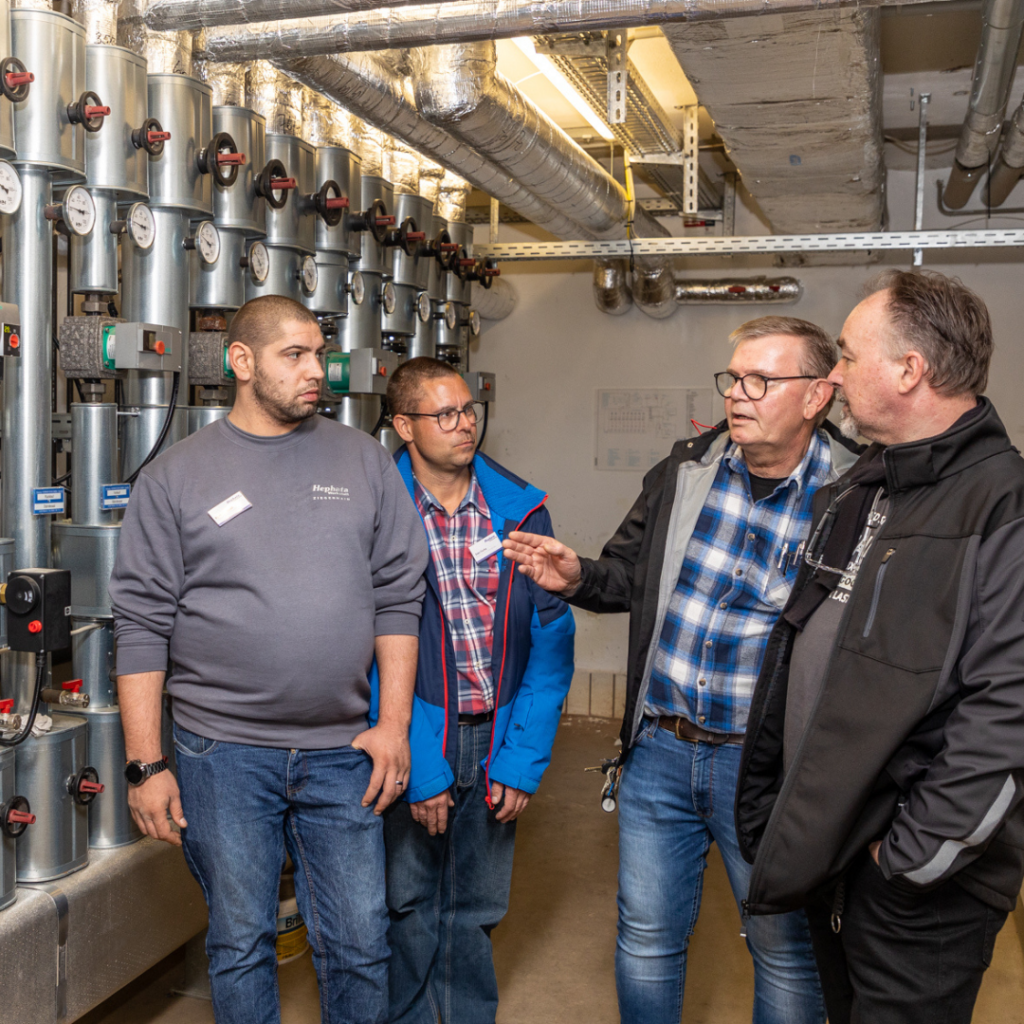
[
  {"left": 5, "top": 71, "right": 33, "bottom": 87},
  {"left": 63, "top": 679, "right": 83, "bottom": 693},
  {"left": 0, "top": 700, "right": 13, "bottom": 714},
  {"left": 8, "top": 809, "right": 35, "bottom": 825},
  {"left": 407, "top": 231, "right": 426, "bottom": 242},
  {"left": 375, "top": 215, "right": 396, "bottom": 226},
  {"left": 458, "top": 258, "right": 476, "bottom": 267},
  {"left": 483, "top": 268, "right": 501, "bottom": 276},
  {"left": 84, "top": 104, "right": 110, "bottom": 119},
  {"left": 79, "top": 780, "right": 104, "bottom": 794},
  {"left": 270, "top": 177, "right": 297, "bottom": 190},
  {"left": 440, "top": 243, "right": 460, "bottom": 252},
  {"left": 218, "top": 151, "right": 246, "bottom": 166},
  {"left": 147, "top": 130, "right": 171, "bottom": 143},
  {"left": 325, "top": 196, "right": 350, "bottom": 209}
]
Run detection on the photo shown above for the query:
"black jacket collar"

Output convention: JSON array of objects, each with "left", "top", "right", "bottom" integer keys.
[{"left": 670, "top": 417, "right": 861, "bottom": 467}]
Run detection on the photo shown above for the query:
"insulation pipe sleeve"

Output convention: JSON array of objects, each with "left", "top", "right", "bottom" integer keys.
[
  {"left": 471, "top": 276, "right": 516, "bottom": 320},
  {"left": 593, "top": 260, "right": 632, "bottom": 316},
  {"left": 673, "top": 276, "right": 802, "bottom": 304},
  {"left": 987, "top": 101, "right": 1024, "bottom": 205},
  {"left": 144, "top": 0, "right": 438, "bottom": 32}
]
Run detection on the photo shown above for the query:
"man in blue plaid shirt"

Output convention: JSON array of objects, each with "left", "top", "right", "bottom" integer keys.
[{"left": 504, "top": 317, "right": 862, "bottom": 1024}]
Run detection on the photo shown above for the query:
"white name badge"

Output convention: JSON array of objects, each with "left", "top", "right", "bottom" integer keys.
[
  {"left": 470, "top": 532, "right": 503, "bottom": 564},
  {"left": 208, "top": 491, "right": 252, "bottom": 526}
]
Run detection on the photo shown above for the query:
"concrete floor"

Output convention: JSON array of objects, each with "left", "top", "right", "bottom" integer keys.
[{"left": 81, "top": 717, "right": 1024, "bottom": 1024}]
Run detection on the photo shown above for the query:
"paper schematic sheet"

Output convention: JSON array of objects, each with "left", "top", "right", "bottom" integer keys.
[{"left": 595, "top": 388, "right": 714, "bottom": 471}]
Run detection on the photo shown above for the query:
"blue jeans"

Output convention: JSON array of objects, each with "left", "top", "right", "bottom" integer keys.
[
  {"left": 616, "top": 718, "right": 825, "bottom": 1024},
  {"left": 174, "top": 723, "right": 389, "bottom": 1024},
  {"left": 384, "top": 720, "right": 516, "bottom": 1024}
]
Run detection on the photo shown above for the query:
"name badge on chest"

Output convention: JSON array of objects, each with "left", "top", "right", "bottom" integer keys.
[
  {"left": 208, "top": 491, "right": 252, "bottom": 526},
  {"left": 469, "top": 531, "right": 502, "bottom": 564}
]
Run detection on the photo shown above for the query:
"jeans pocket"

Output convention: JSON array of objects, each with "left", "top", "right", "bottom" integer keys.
[
  {"left": 173, "top": 723, "right": 220, "bottom": 758},
  {"left": 981, "top": 906, "right": 1006, "bottom": 967}
]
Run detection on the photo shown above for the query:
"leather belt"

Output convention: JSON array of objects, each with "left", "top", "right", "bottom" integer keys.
[
  {"left": 657, "top": 715, "right": 744, "bottom": 746},
  {"left": 458, "top": 710, "right": 495, "bottom": 726}
]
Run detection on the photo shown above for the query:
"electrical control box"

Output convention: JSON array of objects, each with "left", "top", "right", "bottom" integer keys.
[
  {"left": 1, "top": 302, "right": 21, "bottom": 358},
  {"left": 102, "top": 322, "right": 183, "bottom": 373},
  {"left": 325, "top": 348, "right": 399, "bottom": 397},
  {"left": 5, "top": 568, "right": 72, "bottom": 654},
  {"left": 462, "top": 371, "right": 497, "bottom": 403}
]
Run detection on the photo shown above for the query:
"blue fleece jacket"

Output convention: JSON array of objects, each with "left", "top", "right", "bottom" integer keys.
[{"left": 385, "top": 448, "right": 576, "bottom": 803}]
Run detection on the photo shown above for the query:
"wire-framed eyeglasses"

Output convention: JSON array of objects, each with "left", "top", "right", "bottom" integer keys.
[
  {"left": 714, "top": 371, "right": 823, "bottom": 401},
  {"left": 399, "top": 401, "right": 485, "bottom": 433}
]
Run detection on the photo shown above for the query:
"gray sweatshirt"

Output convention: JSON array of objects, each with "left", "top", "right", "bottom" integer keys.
[{"left": 109, "top": 415, "right": 428, "bottom": 749}]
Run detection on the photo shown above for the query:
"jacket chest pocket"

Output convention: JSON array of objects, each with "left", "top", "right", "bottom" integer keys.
[{"left": 841, "top": 535, "right": 966, "bottom": 674}]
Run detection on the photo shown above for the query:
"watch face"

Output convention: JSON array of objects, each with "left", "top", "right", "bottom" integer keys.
[
  {"left": 382, "top": 280, "right": 397, "bottom": 315},
  {"left": 0, "top": 160, "right": 23, "bottom": 216},
  {"left": 124, "top": 761, "right": 145, "bottom": 786},
  {"left": 468, "top": 310, "right": 482, "bottom": 337},
  {"left": 126, "top": 202, "right": 155, "bottom": 250},
  {"left": 301, "top": 255, "right": 319, "bottom": 294},
  {"left": 64, "top": 186, "right": 96, "bottom": 236},
  {"left": 248, "top": 241, "right": 269, "bottom": 283},
  {"left": 416, "top": 291, "right": 432, "bottom": 323},
  {"left": 349, "top": 271, "right": 365, "bottom": 305},
  {"left": 444, "top": 302, "right": 458, "bottom": 331},
  {"left": 196, "top": 221, "right": 221, "bottom": 264}
]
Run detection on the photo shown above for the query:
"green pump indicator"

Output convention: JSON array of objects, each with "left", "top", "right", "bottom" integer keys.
[
  {"left": 101, "top": 324, "right": 117, "bottom": 371},
  {"left": 325, "top": 351, "right": 351, "bottom": 395}
]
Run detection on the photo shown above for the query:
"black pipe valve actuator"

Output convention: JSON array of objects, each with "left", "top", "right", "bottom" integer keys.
[{"left": 3, "top": 568, "right": 71, "bottom": 654}]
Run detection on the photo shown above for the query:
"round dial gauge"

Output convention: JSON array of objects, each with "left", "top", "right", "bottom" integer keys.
[
  {"left": 125, "top": 202, "right": 155, "bottom": 250},
  {"left": 416, "top": 291, "right": 431, "bottom": 324},
  {"left": 0, "top": 160, "right": 23, "bottom": 216},
  {"left": 248, "top": 240, "right": 269, "bottom": 283},
  {"left": 349, "top": 271, "right": 365, "bottom": 305},
  {"left": 468, "top": 310, "right": 482, "bottom": 337},
  {"left": 301, "top": 255, "right": 319, "bottom": 295},
  {"left": 444, "top": 302, "right": 458, "bottom": 331},
  {"left": 63, "top": 185, "right": 96, "bottom": 236},
  {"left": 196, "top": 221, "right": 221, "bottom": 264},
  {"left": 382, "top": 280, "right": 397, "bottom": 315}
]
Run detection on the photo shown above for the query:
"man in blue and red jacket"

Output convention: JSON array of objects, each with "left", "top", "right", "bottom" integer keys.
[{"left": 382, "top": 357, "right": 575, "bottom": 1024}]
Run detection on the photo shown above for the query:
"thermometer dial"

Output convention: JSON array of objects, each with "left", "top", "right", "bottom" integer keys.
[
  {"left": 301, "top": 255, "right": 319, "bottom": 294},
  {"left": 349, "top": 271, "right": 365, "bottom": 305},
  {"left": 468, "top": 310, "right": 482, "bottom": 337},
  {"left": 0, "top": 160, "right": 23, "bottom": 216},
  {"left": 63, "top": 186, "right": 96, "bottom": 236},
  {"left": 382, "top": 280, "right": 397, "bottom": 315},
  {"left": 247, "top": 240, "right": 269, "bottom": 283},
  {"left": 416, "top": 291, "right": 431, "bottom": 323},
  {"left": 444, "top": 302, "right": 458, "bottom": 331},
  {"left": 125, "top": 202, "right": 155, "bottom": 249},
  {"left": 196, "top": 221, "right": 221, "bottom": 264}
]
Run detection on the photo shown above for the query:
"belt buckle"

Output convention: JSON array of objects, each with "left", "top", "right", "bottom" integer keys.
[{"left": 673, "top": 717, "right": 696, "bottom": 743}]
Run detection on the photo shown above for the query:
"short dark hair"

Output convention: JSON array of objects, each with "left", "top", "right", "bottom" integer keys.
[
  {"left": 864, "top": 270, "right": 992, "bottom": 397},
  {"left": 387, "top": 357, "right": 463, "bottom": 415},
  {"left": 226, "top": 295, "right": 320, "bottom": 353}
]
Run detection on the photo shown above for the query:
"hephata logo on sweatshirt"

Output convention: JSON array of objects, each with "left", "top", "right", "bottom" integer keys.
[{"left": 312, "top": 484, "right": 351, "bottom": 501}]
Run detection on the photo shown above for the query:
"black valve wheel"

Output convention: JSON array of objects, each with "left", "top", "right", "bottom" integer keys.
[
  {"left": 131, "top": 116, "right": 168, "bottom": 157},
  {"left": 255, "top": 158, "right": 290, "bottom": 209},
  {"left": 68, "top": 765, "right": 102, "bottom": 807},
  {"left": 314, "top": 179, "right": 347, "bottom": 227},
  {"left": 0, "top": 795, "right": 33, "bottom": 838},
  {"left": 353, "top": 198, "right": 391, "bottom": 245},
  {"left": 432, "top": 228, "right": 454, "bottom": 270},
  {"left": 452, "top": 245, "right": 473, "bottom": 282},
  {"left": 388, "top": 216, "right": 423, "bottom": 257},
  {"left": 477, "top": 257, "right": 499, "bottom": 290},
  {"left": 198, "top": 131, "right": 241, "bottom": 188},
  {"left": 0, "top": 56, "right": 32, "bottom": 103},
  {"left": 67, "top": 91, "right": 107, "bottom": 133}
]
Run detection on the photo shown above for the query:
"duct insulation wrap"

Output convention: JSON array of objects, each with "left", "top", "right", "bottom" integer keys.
[
  {"left": 10, "top": 0, "right": 51, "bottom": 8},
  {"left": 75, "top": 0, "right": 118, "bottom": 44},
  {"left": 196, "top": 0, "right": 935, "bottom": 61},
  {"left": 359, "top": 123, "right": 391, "bottom": 179},
  {"left": 391, "top": 142, "right": 420, "bottom": 195},
  {"left": 632, "top": 262, "right": 675, "bottom": 319},
  {"left": 419, "top": 160, "right": 444, "bottom": 204},
  {"left": 194, "top": 54, "right": 246, "bottom": 106},
  {"left": 270, "top": 52, "right": 593, "bottom": 240},
  {"left": 673, "top": 276, "right": 802, "bottom": 304},
  {"left": 144, "top": 0, "right": 439, "bottom": 31},
  {"left": 118, "top": 0, "right": 193, "bottom": 67},
  {"left": 593, "top": 260, "right": 632, "bottom": 316},
  {"left": 304, "top": 88, "right": 349, "bottom": 148},
  {"left": 437, "top": 171, "right": 471, "bottom": 222},
  {"left": 471, "top": 277, "right": 516, "bottom": 320},
  {"left": 247, "top": 60, "right": 303, "bottom": 136}
]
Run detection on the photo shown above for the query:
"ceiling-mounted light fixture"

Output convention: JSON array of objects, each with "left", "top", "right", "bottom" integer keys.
[{"left": 512, "top": 36, "right": 616, "bottom": 142}]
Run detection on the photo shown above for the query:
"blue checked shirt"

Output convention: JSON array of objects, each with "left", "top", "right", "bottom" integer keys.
[{"left": 647, "top": 431, "right": 833, "bottom": 735}]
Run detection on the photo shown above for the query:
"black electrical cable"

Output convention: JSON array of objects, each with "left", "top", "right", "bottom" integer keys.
[
  {"left": 370, "top": 398, "right": 387, "bottom": 438},
  {"left": 0, "top": 654, "right": 47, "bottom": 748},
  {"left": 53, "top": 470, "right": 71, "bottom": 487},
  {"left": 476, "top": 401, "right": 489, "bottom": 452},
  {"left": 124, "top": 371, "right": 180, "bottom": 486}
]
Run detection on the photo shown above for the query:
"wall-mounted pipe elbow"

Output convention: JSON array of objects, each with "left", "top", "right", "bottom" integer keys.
[
  {"left": 471, "top": 277, "right": 517, "bottom": 321},
  {"left": 632, "top": 261, "right": 676, "bottom": 320},
  {"left": 986, "top": 101, "right": 1024, "bottom": 205},
  {"left": 944, "top": 161, "right": 989, "bottom": 210},
  {"left": 592, "top": 260, "right": 633, "bottom": 316}
]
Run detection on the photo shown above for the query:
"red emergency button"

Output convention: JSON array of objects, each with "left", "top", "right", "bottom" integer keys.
[
  {"left": 484, "top": 381, "right": 492, "bottom": 391},
  {"left": 27, "top": 620, "right": 42, "bottom": 634},
  {"left": 379, "top": 366, "right": 387, "bottom": 376},
  {"left": 10, "top": 334, "right": 19, "bottom": 349},
  {"left": 154, "top": 340, "right": 166, "bottom": 355}
]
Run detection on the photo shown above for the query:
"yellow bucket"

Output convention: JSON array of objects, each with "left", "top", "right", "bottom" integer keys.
[{"left": 276, "top": 896, "right": 310, "bottom": 964}]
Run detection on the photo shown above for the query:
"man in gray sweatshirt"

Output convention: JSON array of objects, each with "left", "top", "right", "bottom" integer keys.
[{"left": 109, "top": 295, "right": 428, "bottom": 1024}]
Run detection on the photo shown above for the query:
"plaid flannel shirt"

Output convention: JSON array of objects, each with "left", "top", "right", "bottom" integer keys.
[
  {"left": 414, "top": 473, "right": 500, "bottom": 715},
  {"left": 647, "top": 431, "right": 833, "bottom": 735}
]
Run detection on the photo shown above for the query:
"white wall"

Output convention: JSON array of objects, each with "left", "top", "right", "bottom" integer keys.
[{"left": 472, "top": 166, "right": 1024, "bottom": 673}]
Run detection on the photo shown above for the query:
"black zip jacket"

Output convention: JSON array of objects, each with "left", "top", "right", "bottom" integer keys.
[{"left": 736, "top": 398, "right": 1024, "bottom": 915}]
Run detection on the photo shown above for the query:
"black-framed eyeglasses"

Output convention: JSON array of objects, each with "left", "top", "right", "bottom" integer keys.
[
  {"left": 714, "top": 371, "right": 822, "bottom": 401},
  {"left": 399, "top": 401, "right": 485, "bottom": 433}
]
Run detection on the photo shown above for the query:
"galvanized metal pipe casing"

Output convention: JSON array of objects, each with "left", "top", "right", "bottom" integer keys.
[
  {"left": 0, "top": 0, "right": 14, "bottom": 160},
  {"left": 191, "top": 225, "right": 247, "bottom": 310},
  {"left": 70, "top": 618, "right": 116, "bottom": 706},
  {"left": 391, "top": 192, "right": 432, "bottom": 290},
  {"left": 338, "top": 269, "right": 384, "bottom": 349},
  {"left": 0, "top": 747, "right": 15, "bottom": 910},
  {"left": 15, "top": 714, "right": 90, "bottom": 882},
  {"left": 69, "top": 190, "right": 120, "bottom": 295},
  {"left": 426, "top": 213, "right": 449, "bottom": 302},
  {"left": 244, "top": 244, "right": 303, "bottom": 303},
  {"left": 436, "top": 301, "right": 468, "bottom": 356},
  {"left": 119, "top": 406, "right": 188, "bottom": 483},
  {"left": 52, "top": 522, "right": 121, "bottom": 618},
  {"left": 382, "top": 284, "right": 419, "bottom": 338},
  {"left": 212, "top": 104, "right": 266, "bottom": 235},
  {"left": 446, "top": 220, "right": 472, "bottom": 305},
  {"left": 264, "top": 133, "right": 316, "bottom": 252},
  {"left": 70, "top": 403, "right": 119, "bottom": 526},
  {"left": 302, "top": 251, "right": 348, "bottom": 317},
  {"left": 359, "top": 174, "right": 391, "bottom": 275},
  {"left": 408, "top": 311, "right": 437, "bottom": 360},
  {"left": 11, "top": 9, "right": 86, "bottom": 179},
  {"left": 2, "top": 165, "right": 52, "bottom": 570},
  {"left": 315, "top": 145, "right": 360, "bottom": 255},
  {"left": 187, "top": 404, "right": 230, "bottom": 433},
  {"left": 146, "top": 73, "right": 213, "bottom": 215},
  {"left": 84, "top": 43, "right": 149, "bottom": 199},
  {"left": 0, "top": 539, "right": 11, "bottom": 647}
]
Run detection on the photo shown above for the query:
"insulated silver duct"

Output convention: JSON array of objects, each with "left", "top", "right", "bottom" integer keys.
[
  {"left": 419, "top": 159, "right": 444, "bottom": 205},
  {"left": 119, "top": 0, "right": 193, "bottom": 69},
  {"left": 471, "top": 277, "right": 516, "bottom": 320},
  {"left": 943, "top": 0, "right": 1024, "bottom": 209},
  {"left": 269, "top": 51, "right": 593, "bottom": 240},
  {"left": 74, "top": 0, "right": 117, "bottom": 44},
  {"left": 196, "top": 0, "right": 941, "bottom": 61},
  {"left": 673, "top": 276, "right": 802, "bottom": 304},
  {"left": 144, "top": 0, "right": 438, "bottom": 31},
  {"left": 593, "top": 260, "right": 633, "bottom": 316},
  {"left": 247, "top": 60, "right": 303, "bottom": 136},
  {"left": 194, "top": 54, "right": 246, "bottom": 105},
  {"left": 987, "top": 102, "right": 1024, "bottom": 205}
]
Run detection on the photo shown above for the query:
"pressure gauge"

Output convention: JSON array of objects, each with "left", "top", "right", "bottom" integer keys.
[
  {"left": 196, "top": 221, "right": 221, "bottom": 264},
  {"left": 444, "top": 302, "right": 458, "bottom": 331},
  {"left": 416, "top": 291, "right": 432, "bottom": 324},
  {"left": 382, "top": 280, "right": 397, "bottom": 315},
  {"left": 349, "top": 270, "right": 365, "bottom": 305},
  {"left": 125, "top": 202, "right": 155, "bottom": 250},
  {"left": 468, "top": 310, "right": 482, "bottom": 337},
  {"left": 63, "top": 185, "right": 96, "bottom": 236},
  {"left": 0, "top": 160, "right": 23, "bottom": 216},
  {"left": 300, "top": 255, "right": 319, "bottom": 295},
  {"left": 247, "top": 240, "right": 269, "bottom": 283}
]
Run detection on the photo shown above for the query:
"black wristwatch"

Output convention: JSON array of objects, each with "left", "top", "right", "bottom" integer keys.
[{"left": 124, "top": 756, "right": 169, "bottom": 787}]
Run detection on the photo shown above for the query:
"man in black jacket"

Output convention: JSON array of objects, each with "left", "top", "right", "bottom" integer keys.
[{"left": 735, "top": 270, "right": 1024, "bottom": 1024}]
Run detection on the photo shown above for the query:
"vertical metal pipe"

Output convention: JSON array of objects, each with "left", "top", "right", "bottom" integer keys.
[
  {"left": 70, "top": 403, "right": 118, "bottom": 526},
  {"left": 2, "top": 166, "right": 53, "bottom": 569},
  {"left": 913, "top": 93, "right": 930, "bottom": 269}
]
